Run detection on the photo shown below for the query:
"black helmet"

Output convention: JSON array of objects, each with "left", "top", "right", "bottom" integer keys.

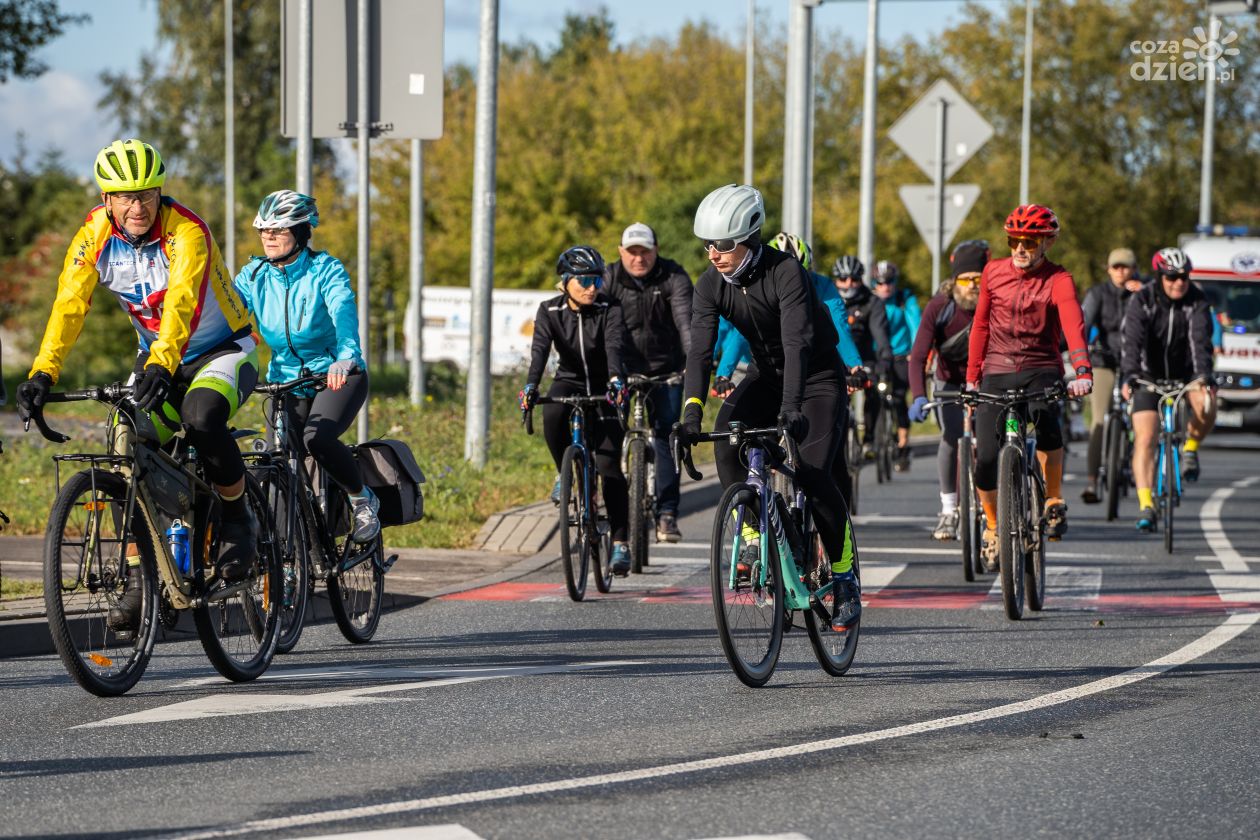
[
  {"left": 556, "top": 245, "right": 605, "bottom": 278},
  {"left": 831, "top": 255, "right": 864, "bottom": 281}
]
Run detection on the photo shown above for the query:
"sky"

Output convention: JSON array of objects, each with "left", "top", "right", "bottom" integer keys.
[{"left": 0, "top": 0, "right": 979, "bottom": 176}]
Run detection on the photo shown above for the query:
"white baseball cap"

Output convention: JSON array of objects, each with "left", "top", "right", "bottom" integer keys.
[{"left": 621, "top": 222, "right": 656, "bottom": 249}]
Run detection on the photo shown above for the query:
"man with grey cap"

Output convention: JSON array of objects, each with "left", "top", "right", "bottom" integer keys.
[
  {"left": 603, "top": 221, "right": 693, "bottom": 542},
  {"left": 1080, "top": 247, "right": 1142, "bottom": 503}
]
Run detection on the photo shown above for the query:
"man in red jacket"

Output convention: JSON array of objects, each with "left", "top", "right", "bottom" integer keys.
[{"left": 965, "top": 205, "right": 1093, "bottom": 569}]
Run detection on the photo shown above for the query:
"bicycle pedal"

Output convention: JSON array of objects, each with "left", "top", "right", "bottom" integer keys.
[{"left": 381, "top": 553, "right": 399, "bottom": 573}]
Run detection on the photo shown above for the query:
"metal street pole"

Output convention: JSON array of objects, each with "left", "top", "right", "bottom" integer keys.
[
  {"left": 783, "top": 0, "right": 817, "bottom": 236},
  {"left": 465, "top": 0, "right": 500, "bottom": 468},
  {"left": 804, "top": 21, "right": 816, "bottom": 244},
  {"left": 356, "top": 0, "right": 371, "bottom": 443},
  {"left": 1019, "top": 0, "right": 1033, "bottom": 204},
  {"left": 857, "top": 0, "right": 879, "bottom": 271},
  {"left": 743, "top": 0, "right": 754, "bottom": 186},
  {"left": 933, "top": 98, "right": 948, "bottom": 291},
  {"left": 224, "top": 0, "right": 235, "bottom": 269},
  {"left": 1199, "top": 13, "right": 1218, "bottom": 228},
  {"left": 410, "top": 138, "right": 426, "bottom": 405},
  {"left": 296, "top": 0, "right": 313, "bottom": 194}
]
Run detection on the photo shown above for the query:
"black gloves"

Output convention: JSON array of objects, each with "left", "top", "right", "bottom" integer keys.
[
  {"left": 710, "top": 375, "right": 733, "bottom": 398},
  {"left": 778, "top": 408, "right": 809, "bottom": 442},
  {"left": 134, "top": 365, "right": 173, "bottom": 412},
  {"left": 681, "top": 400, "right": 703, "bottom": 441},
  {"left": 15, "top": 372, "right": 53, "bottom": 422}
]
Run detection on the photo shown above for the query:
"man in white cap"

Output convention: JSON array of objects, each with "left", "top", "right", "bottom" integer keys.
[{"left": 603, "top": 221, "right": 693, "bottom": 542}]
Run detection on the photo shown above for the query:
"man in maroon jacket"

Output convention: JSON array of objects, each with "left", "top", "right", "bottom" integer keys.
[{"left": 965, "top": 206, "right": 1093, "bottom": 569}]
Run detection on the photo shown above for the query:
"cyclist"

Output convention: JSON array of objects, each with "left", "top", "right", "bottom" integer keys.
[
  {"left": 1120, "top": 247, "right": 1216, "bottom": 532},
  {"left": 15, "top": 138, "right": 260, "bottom": 632},
  {"left": 908, "top": 240, "right": 989, "bottom": 540},
  {"left": 871, "top": 260, "right": 921, "bottom": 471},
  {"left": 232, "top": 190, "right": 380, "bottom": 543},
  {"left": 602, "top": 222, "right": 692, "bottom": 543},
  {"left": 965, "top": 204, "right": 1093, "bottom": 569},
  {"left": 520, "top": 246, "right": 633, "bottom": 575},
  {"left": 1079, "top": 247, "right": 1141, "bottom": 504},
  {"left": 681, "top": 185, "right": 860, "bottom": 629},
  {"left": 831, "top": 255, "right": 892, "bottom": 460}
]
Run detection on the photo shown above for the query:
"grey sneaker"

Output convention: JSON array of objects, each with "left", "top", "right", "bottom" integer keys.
[
  {"left": 933, "top": 510, "right": 959, "bottom": 541},
  {"left": 656, "top": 512, "right": 682, "bottom": 543},
  {"left": 351, "top": 487, "right": 382, "bottom": 543}
]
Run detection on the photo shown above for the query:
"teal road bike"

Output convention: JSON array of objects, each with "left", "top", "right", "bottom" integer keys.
[{"left": 1133, "top": 378, "right": 1205, "bottom": 553}]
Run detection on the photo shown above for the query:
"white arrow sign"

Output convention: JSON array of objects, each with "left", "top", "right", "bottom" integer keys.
[
  {"left": 888, "top": 80, "right": 994, "bottom": 181},
  {"left": 898, "top": 184, "right": 982, "bottom": 257}
]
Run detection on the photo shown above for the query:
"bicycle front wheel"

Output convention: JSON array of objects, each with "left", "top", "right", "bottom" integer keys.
[
  {"left": 996, "top": 445, "right": 1026, "bottom": 621},
  {"left": 875, "top": 411, "right": 894, "bottom": 484},
  {"left": 324, "top": 485, "right": 386, "bottom": 643},
  {"left": 711, "top": 483, "right": 783, "bottom": 687},
  {"left": 195, "top": 473, "right": 282, "bottom": 681},
  {"left": 1025, "top": 473, "right": 1047, "bottom": 612},
  {"left": 45, "top": 469, "right": 158, "bottom": 697},
  {"left": 592, "top": 474, "right": 613, "bottom": 594},
  {"left": 255, "top": 464, "right": 311, "bottom": 653},
  {"left": 626, "top": 436, "right": 650, "bottom": 574},
  {"left": 1103, "top": 415, "right": 1124, "bottom": 522},
  {"left": 803, "top": 509, "right": 861, "bottom": 676},
  {"left": 558, "top": 446, "right": 590, "bottom": 601},
  {"left": 1163, "top": 436, "right": 1177, "bottom": 554},
  {"left": 958, "top": 438, "right": 978, "bottom": 582}
]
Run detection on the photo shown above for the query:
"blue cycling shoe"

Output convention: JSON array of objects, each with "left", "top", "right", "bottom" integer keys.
[
  {"left": 550, "top": 476, "right": 562, "bottom": 506},
  {"left": 610, "top": 542, "right": 631, "bottom": 576},
  {"left": 1136, "top": 507, "right": 1157, "bottom": 533},
  {"left": 831, "top": 571, "right": 862, "bottom": 630}
]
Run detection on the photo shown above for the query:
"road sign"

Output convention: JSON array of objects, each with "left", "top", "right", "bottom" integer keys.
[
  {"left": 888, "top": 80, "right": 993, "bottom": 181},
  {"left": 1208, "top": 1, "right": 1259, "bottom": 14},
  {"left": 898, "top": 184, "right": 982, "bottom": 256},
  {"left": 281, "top": 0, "right": 444, "bottom": 139}
]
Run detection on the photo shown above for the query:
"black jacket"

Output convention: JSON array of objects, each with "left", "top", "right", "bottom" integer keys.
[
  {"left": 527, "top": 293, "right": 628, "bottom": 394},
  {"left": 1082, "top": 280, "right": 1132, "bottom": 370},
  {"left": 685, "top": 246, "right": 840, "bottom": 412},
  {"left": 602, "top": 256, "right": 693, "bottom": 377},
  {"left": 841, "top": 284, "right": 891, "bottom": 365},
  {"left": 1121, "top": 282, "right": 1214, "bottom": 385}
]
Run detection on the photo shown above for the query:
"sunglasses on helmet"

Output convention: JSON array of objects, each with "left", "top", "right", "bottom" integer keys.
[
  {"left": 566, "top": 274, "right": 603, "bottom": 289},
  {"left": 702, "top": 238, "right": 740, "bottom": 254}
]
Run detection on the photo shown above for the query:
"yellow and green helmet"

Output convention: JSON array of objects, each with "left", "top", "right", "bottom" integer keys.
[{"left": 93, "top": 138, "right": 166, "bottom": 193}]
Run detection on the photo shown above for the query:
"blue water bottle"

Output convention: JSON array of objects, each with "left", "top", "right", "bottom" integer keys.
[{"left": 167, "top": 519, "right": 191, "bottom": 576}]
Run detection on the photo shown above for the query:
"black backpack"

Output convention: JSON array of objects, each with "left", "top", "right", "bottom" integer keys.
[{"left": 934, "top": 298, "right": 971, "bottom": 363}]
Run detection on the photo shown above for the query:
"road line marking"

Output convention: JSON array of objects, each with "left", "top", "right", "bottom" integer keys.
[
  {"left": 1199, "top": 479, "right": 1258, "bottom": 572},
  {"left": 300, "top": 827, "right": 484, "bottom": 840},
  {"left": 983, "top": 567, "right": 1103, "bottom": 610},
  {"left": 649, "top": 542, "right": 710, "bottom": 550},
  {"left": 858, "top": 546, "right": 1132, "bottom": 560},
  {"left": 157, "top": 613, "right": 1259, "bottom": 840}
]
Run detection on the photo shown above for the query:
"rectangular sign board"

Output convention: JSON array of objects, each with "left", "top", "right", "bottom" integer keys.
[
  {"left": 405, "top": 287, "right": 555, "bottom": 376},
  {"left": 281, "top": 0, "right": 444, "bottom": 139}
]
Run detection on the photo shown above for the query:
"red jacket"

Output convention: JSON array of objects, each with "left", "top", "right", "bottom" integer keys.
[{"left": 966, "top": 256, "right": 1091, "bottom": 384}]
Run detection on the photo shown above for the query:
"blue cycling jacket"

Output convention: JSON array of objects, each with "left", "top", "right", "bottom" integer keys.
[
  {"left": 882, "top": 287, "right": 922, "bottom": 356},
  {"left": 233, "top": 249, "right": 364, "bottom": 383}
]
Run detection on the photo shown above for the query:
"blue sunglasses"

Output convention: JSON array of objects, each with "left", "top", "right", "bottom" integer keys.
[{"left": 566, "top": 274, "right": 602, "bottom": 289}]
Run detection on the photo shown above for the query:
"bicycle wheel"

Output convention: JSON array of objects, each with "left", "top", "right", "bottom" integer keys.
[
  {"left": 1163, "top": 436, "right": 1176, "bottom": 554},
  {"left": 558, "top": 446, "right": 590, "bottom": 602},
  {"left": 195, "top": 472, "right": 282, "bottom": 681},
  {"left": 44, "top": 469, "right": 159, "bottom": 697},
  {"left": 1103, "top": 414, "right": 1124, "bottom": 522},
  {"left": 996, "top": 445, "right": 1026, "bottom": 620},
  {"left": 803, "top": 508, "right": 861, "bottom": 676},
  {"left": 957, "top": 439, "right": 977, "bottom": 582},
  {"left": 875, "top": 411, "right": 893, "bottom": 484},
  {"left": 1026, "top": 473, "right": 1047, "bottom": 612},
  {"left": 255, "top": 465, "right": 311, "bottom": 654},
  {"left": 710, "top": 482, "right": 784, "bottom": 687},
  {"left": 325, "top": 484, "right": 386, "bottom": 643},
  {"left": 626, "top": 436, "right": 650, "bottom": 575},
  {"left": 846, "top": 423, "right": 862, "bottom": 515},
  {"left": 592, "top": 474, "right": 613, "bottom": 594}
]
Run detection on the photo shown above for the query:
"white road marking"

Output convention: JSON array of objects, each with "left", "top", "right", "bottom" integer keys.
[
  {"left": 859, "top": 546, "right": 1132, "bottom": 560},
  {"left": 858, "top": 561, "right": 906, "bottom": 596},
  {"left": 299, "top": 827, "right": 484, "bottom": 840},
  {"left": 157, "top": 612, "right": 1260, "bottom": 840},
  {"left": 649, "top": 541, "right": 710, "bottom": 550},
  {"left": 694, "top": 835, "right": 813, "bottom": 840},
  {"left": 1198, "top": 477, "right": 1259, "bottom": 572},
  {"left": 984, "top": 567, "right": 1103, "bottom": 610},
  {"left": 853, "top": 513, "right": 935, "bottom": 525},
  {"left": 77, "top": 661, "right": 645, "bottom": 729}
]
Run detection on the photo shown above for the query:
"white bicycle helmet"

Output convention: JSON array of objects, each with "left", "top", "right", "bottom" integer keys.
[
  {"left": 253, "top": 190, "right": 320, "bottom": 229},
  {"left": 693, "top": 184, "right": 765, "bottom": 243}
]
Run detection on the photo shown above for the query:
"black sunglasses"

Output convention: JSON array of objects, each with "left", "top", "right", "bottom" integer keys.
[
  {"left": 566, "top": 274, "right": 602, "bottom": 289},
  {"left": 702, "top": 238, "right": 740, "bottom": 254}
]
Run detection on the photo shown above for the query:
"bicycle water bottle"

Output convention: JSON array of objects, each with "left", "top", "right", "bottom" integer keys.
[{"left": 167, "top": 519, "right": 191, "bottom": 575}]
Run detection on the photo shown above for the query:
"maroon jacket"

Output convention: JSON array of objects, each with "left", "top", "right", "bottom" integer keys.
[
  {"left": 966, "top": 256, "right": 1091, "bottom": 384},
  {"left": 910, "top": 291, "right": 973, "bottom": 399}
]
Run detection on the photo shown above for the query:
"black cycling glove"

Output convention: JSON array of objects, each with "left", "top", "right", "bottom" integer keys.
[
  {"left": 15, "top": 372, "right": 52, "bottom": 422},
  {"left": 134, "top": 365, "right": 173, "bottom": 412}
]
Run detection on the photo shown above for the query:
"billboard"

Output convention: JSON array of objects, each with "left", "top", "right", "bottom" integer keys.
[{"left": 405, "top": 286, "right": 554, "bottom": 375}]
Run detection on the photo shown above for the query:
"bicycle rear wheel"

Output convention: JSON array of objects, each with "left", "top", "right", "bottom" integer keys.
[
  {"left": 592, "top": 474, "right": 613, "bottom": 594},
  {"left": 1026, "top": 474, "right": 1047, "bottom": 612},
  {"left": 957, "top": 438, "right": 978, "bottom": 582},
  {"left": 875, "top": 410, "right": 894, "bottom": 484},
  {"left": 558, "top": 446, "right": 590, "bottom": 601},
  {"left": 803, "top": 508, "right": 861, "bottom": 676},
  {"left": 324, "top": 484, "right": 386, "bottom": 643},
  {"left": 195, "top": 473, "right": 282, "bottom": 681},
  {"left": 45, "top": 469, "right": 159, "bottom": 697},
  {"left": 626, "top": 437, "right": 650, "bottom": 574},
  {"left": 846, "top": 422, "right": 862, "bottom": 515},
  {"left": 1163, "top": 436, "right": 1176, "bottom": 553},
  {"left": 997, "top": 445, "right": 1026, "bottom": 620},
  {"left": 255, "top": 465, "right": 310, "bottom": 653},
  {"left": 1103, "top": 415, "right": 1124, "bottom": 522},
  {"left": 711, "top": 483, "right": 784, "bottom": 687}
]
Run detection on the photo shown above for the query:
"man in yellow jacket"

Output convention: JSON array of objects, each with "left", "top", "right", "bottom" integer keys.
[{"left": 15, "top": 139, "right": 261, "bottom": 632}]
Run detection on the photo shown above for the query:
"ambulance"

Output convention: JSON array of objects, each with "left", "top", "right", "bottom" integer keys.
[{"left": 1180, "top": 228, "right": 1260, "bottom": 432}]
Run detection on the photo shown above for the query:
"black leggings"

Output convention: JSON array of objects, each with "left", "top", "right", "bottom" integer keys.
[
  {"left": 974, "top": 368, "right": 1064, "bottom": 491},
  {"left": 283, "top": 371, "right": 370, "bottom": 494},
  {"left": 714, "top": 368, "right": 849, "bottom": 572},
  {"left": 542, "top": 380, "right": 629, "bottom": 542}
]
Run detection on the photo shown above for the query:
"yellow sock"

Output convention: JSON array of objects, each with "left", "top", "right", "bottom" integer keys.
[
  {"left": 830, "top": 519, "right": 855, "bottom": 576},
  {"left": 1138, "top": 488, "right": 1154, "bottom": 509},
  {"left": 1184, "top": 438, "right": 1199, "bottom": 453}
]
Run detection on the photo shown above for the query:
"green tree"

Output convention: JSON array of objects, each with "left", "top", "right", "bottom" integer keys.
[{"left": 0, "top": 0, "right": 87, "bottom": 83}]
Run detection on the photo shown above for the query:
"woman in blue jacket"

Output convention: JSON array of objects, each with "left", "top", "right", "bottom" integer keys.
[{"left": 234, "top": 190, "right": 380, "bottom": 543}]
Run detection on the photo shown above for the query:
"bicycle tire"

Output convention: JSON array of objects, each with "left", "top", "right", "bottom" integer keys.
[
  {"left": 44, "top": 469, "right": 159, "bottom": 697},
  {"left": 958, "top": 438, "right": 977, "bottom": 582},
  {"left": 256, "top": 465, "right": 311, "bottom": 654},
  {"left": 1163, "top": 435, "right": 1176, "bottom": 554},
  {"left": 875, "top": 410, "right": 893, "bottom": 484},
  {"left": 592, "top": 474, "right": 614, "bottom": 594},
  {"left": 1026, "top": 473, "right": 1047, "bottom": 612},
  {"left": 558, "top": 446, "right": 590, "bottom": 602},
  {"left": 323, "top": 482, "right": 385, "bottom": 643},
  {"left": 711, "top": 482, "right": 783, "bottom": 687},
  {"left": 1103, "top": 414, "right": 1124, "bottom": 522},
  {"left": 997, "top": 445, "right": 1026, "bottom": 620},
  {"left": 802, "top": 506, "right": 861, "bottom": 676},
  {"left": 626, "top": 436, "right": 650, "bottom": 575},
  {"left": 195, "top": 472, "right": 282, "bottom": 681}
]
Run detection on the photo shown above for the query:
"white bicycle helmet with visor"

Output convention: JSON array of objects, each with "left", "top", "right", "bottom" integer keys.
[
  {"left": 253, "top": 189, "right": 320, "bottom": 230},
  {"left": 694, "top": 184, "right": 764, "bottom": 253}
]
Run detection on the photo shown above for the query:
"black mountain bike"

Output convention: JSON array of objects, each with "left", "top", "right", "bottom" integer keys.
[
  {"left": 1099, "top": 379, "right": 1133, "bottom": 522},
  {"left": 873, "top": 376, "right": 898, "bottom": 484},
  {"left": 925, "top": 389, "right": 985, "bottom": 582},
  {"left": 623, "top": 373, "right": 681, "bottom": 573},
  {"left": 29, "top": 383, "right": 280, "bottom": 696},
  {"left": 249, "top": 374, "right": 389, "bottom": 652}
]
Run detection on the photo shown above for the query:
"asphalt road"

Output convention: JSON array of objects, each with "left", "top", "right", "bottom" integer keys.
[{"left": 2, "top": 438, "right": 1259, "bottom": 840}]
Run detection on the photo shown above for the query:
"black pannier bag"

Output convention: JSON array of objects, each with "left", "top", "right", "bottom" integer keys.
[{"left": 354, "top": 439, "right": 426, "bottom": 526}]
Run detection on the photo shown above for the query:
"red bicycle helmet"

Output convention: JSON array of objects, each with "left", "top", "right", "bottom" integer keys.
[
  {"left": 1004, "top": 204, "right": 1060, "bottom": 237},
  {"left": 1152, "top": 246, "right": 1192, "bottom": 277}
]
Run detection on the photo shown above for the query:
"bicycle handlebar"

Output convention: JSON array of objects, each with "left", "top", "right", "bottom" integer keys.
[
  {"left": 670, "top": 421, "right": 798, "bottom": 483},
  {"left": 253, "top": 372, "right": 328, "bottom": 397},
  {"left": 520, "top": 393, "right": 610, "bottom": 436},
  {"left": 626, "top": 373, "right": 683, "bottom": 389},
  {"left": 24, "top": 383, "right": 135, "bottom": 443},
  {"left": 924, "top": 383, "right": 1068, "bottom": 412}
]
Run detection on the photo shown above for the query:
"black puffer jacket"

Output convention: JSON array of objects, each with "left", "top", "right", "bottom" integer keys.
[
  {"left": 527, "top": 293, "right": 628, "bottom": 394},
  {"left": 603, "top": 256, "right": 693, "bottom": 377},
  {"left": 841, "top": 283, "right": 891, "bottom": 366},
  {"left": 1082, "top": 280, "right": 1133, "bottom": 370},
  {"left": 685, "top": 246, "right": 840, "bottom": 412},
  {"left": 1121, "top": 282, "right": 1214, "bottom": 385}
]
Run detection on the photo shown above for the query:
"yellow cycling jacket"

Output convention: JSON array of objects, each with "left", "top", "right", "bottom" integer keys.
[{"left": 29, "top": 198, "right": 251, "bottom": 382}]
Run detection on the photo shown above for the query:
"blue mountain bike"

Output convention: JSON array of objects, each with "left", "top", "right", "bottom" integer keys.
[{"left": 1134, "top": 378, "right": 1202, "bottom": 553}]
